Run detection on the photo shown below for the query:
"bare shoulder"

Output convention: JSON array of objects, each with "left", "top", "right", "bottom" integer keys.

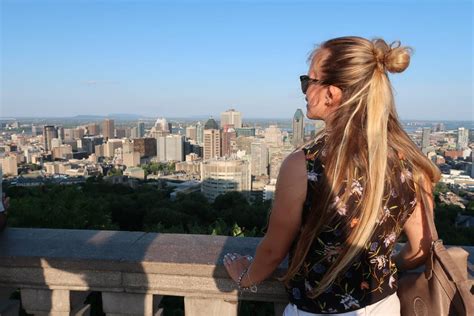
[
  {"left": 280, "top": 150, "right": 307, "bottom": 179},
  {"left": 275, "top": 150, "right": 307, "bottom": 200}
]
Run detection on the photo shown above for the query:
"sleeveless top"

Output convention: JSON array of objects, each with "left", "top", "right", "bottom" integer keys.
[{"left": 286, "top": 135, "right": 418, "bottom": 313}]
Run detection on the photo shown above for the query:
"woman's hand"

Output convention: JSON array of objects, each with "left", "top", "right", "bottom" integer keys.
[{"left": 223, "top": 253, "right": 252, "bottom": 283}]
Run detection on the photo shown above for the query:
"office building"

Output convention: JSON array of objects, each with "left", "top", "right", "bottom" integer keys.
[
  {"left": 221, "top": 109, "right": 242, "bottom": 128},
  {"left": 43, "top": 126, "right": 58, "bottom": 152},
  {"left": 115, "top": 128, "right": 127, "bottom": 138},
  {"left": 264, "top": 125, "right": 283, "bottom": 147},
  {"left": 186, "top": 125, "right": 197, "bottom": 141},
  {"left": 201, "top": 159, "right": 251, "bottom": 201},
  {"left": 87, "top": 123, "right": 100, "bottom": 136},
  {"left": 52, "top": 145, "right": 73, "bottom": 160},
  {"left": 235, "top": 127, "right": 256, "bottom": 137},
  {"left": 130, "top": 127, "right": 139, "bottom": 139},
  {"left": 1, "top": 156, "right": 18, "bottom": 176},
  {"left": 102, "top": 119, "right": 115, "bottom": 140},
  {"left": 421, "top": 127, "right": 431, "bottom": 154},
  {"left": 63, "top": 129, "right": 75, "bottom": 141},
  {"left": 203, "top": 118, "right": 221, "bottom": 160},
  {"left": 73, "top": 128, "right": 85, "bottom": 140},
  {"left": 156, "top": 135, "right": 185, "bottom": 162},
  {"left": 251, "top": 140, "right": 269, "bottom": 176},
  {"left": 138, "top": 122, "right": 146, "bottom": 138},
  {"left": 457, "top": 127, "right": 469, "bottom": 150},
  {"left": 79, "top": 136, "right": 104, "bottom": 154},
  {"left": 133, "top": 138, "right": 157, "bottom": 158},
  {"left": 292, "top": 109, "right": 305, "bottom": 147},
  {"left": 196, "top": 121, "right": 204, "bottom": 145},
  {"left": 104, "top": 139, "right": 123, "bottom": 158},
  {"left": 154, "top": 117, "right": 171, "bottom": 132},
  {"left": 221, "top": 126, "right": 237, "bottom": 157},
  {"left": 123, "top": 151, "right": 141, "bottom": 168}
]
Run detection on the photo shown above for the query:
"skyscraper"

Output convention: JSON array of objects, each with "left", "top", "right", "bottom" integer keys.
[
  {"left": 43, "top": 125, "right": 58, "bottom": 152},
  {"left": 156, "top": 135, "right": 185, "bottom": 162},
  {"left": 154, "top": 117, "right": 170, "bottom": 132},
  {"left": 104, "top": 139, "right": 123, "bottom": 158},
  {"left": 264, "top": 125, "right": 283, "bottom": 147},
  {"left": 203, "top": 118, "right": 221, "bottom": 160},
  {"left": 292, "top": 109, "right": 305, "bottom": 147},
  {"left": 221, "top": 109, "right": 242, "bottom": 128},
  {"left": 102, "top": 119, "right": 115, "bottom": 140},
  {"left": 457, "top": 127, "right": 469, "bottom": 150},
  {"left": 130, "top": 127, "right": 139, "bottom": 139},
  {"left": 138, "top": 122, "right": 145, "bottom": 138},
  {"left": 196, "top": 121, "right": 204, "bottom": 145},
  {"left": 166, "top": 135, "right": 185, "bottom": 161},
  {"left": 221, "top": 126, "right": 237, "bottom": 157},
  {"left": 87, "top": 123, "right": 100, "bottom": 136},
  {"left": 251, "top": 140, "right": 269, "bottom": 176},
  {"left": 186, "top": 125, "right": 197, "bottom": 141},
  {"left": 133, "top": 138, "right": 157, "bottom": 158},
  {"left": 57, "top": 127, "right": 65, "bottom": 141}
]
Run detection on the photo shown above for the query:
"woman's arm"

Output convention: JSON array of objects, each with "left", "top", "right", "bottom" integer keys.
[
  {"left": 224, "top": 149, "right": 307, "bottom": 286},
  {"left": 393, "top": 176, "right": 435, "bottom": 271}
]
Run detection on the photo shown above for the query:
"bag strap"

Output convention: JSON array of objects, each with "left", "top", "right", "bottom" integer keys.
[{"left": 419, "top": 180, "right": 473, "bottom": 314}]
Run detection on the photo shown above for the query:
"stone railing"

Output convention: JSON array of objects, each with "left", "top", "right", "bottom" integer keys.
[
  {"left": 0, "top": 228, "right": 288, "bottom": 315},
  {"left": 0, "top": 228, "right": 472, "bottom": 316}
]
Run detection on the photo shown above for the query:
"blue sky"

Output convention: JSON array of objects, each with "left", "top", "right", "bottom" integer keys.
[{"left": 1, "top": 0, "right": 472, "bottom": 120}]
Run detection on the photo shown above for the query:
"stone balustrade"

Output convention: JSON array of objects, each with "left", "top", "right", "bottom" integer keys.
[{"left": 0, "top": 228, "right": 472, "bottom": 315}]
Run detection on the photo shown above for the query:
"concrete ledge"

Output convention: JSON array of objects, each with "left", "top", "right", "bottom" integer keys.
[{"left": 0, "top": 227, "right": 472, "bottom": 307}]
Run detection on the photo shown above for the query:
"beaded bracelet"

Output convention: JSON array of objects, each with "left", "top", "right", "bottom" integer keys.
[{"left": 237, "top": 267, "right": 258, "bottom": 293}]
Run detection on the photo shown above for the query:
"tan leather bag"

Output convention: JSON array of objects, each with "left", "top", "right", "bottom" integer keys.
[{"left": 397, "top": 191, "right": 473, "bottom": 315}]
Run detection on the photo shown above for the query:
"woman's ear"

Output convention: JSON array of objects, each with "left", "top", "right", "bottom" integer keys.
[{"left": 327, "top": 85, "right": 343, "bottom": 107}]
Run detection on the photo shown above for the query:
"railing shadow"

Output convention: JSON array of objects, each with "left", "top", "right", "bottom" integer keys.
[{"left": 0, "top": 228, "right": 155, "bottom": 315}]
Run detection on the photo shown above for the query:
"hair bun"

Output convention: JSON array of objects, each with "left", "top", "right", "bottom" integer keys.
[{"left": 373, "top": 39, "right": 412, "bottom": 74}]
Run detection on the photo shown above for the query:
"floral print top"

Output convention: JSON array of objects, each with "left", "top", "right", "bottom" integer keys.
[{"left": 286, "top": 135, "right": 418, "bottom": 313}]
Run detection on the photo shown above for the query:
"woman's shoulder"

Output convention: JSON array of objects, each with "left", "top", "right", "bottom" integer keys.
[{"left": 282, "top": 150, "right": 307, "bottom": 174}]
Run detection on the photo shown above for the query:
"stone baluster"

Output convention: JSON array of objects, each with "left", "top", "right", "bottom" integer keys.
[{"left": 21, "top": 289, "right": 90, "bottom": 316}]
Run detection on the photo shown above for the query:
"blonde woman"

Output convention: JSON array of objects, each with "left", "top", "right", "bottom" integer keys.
[{"left": 223, "top": 36, "right": 440, "bottom": 315}]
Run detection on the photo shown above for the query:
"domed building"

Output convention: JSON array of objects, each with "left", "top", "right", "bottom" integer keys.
[
  {"left": 204, "top": 118, "right": 219, "bottom": 130},
  {"left": 203, "top": 117, "right": 221, "bottom": 160}
]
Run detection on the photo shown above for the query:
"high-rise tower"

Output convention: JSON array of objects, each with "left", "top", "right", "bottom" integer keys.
[
  {"left": 292, "top": 109, "right": 305, "bottom": 147},
  {"left": 203, "top": 118, "right": 221, "bottom": 160},
  {"left": 43, "top": 125, "right": 58, "bottom": 152},
  {"left": 102, "top": 119, "right": 115, "bottom": 140},
  {"left": 221, "top": 109, "right": 242, "bottom": 128}
]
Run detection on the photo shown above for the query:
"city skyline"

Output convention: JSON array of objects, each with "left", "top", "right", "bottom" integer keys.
[{"left": 1, "top": 0, "right": 473, "bottom": 120}]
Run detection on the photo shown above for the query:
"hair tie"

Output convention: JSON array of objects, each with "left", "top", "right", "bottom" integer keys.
[{"left": 373, "top": 48, "right": 386, "bottom": 72}]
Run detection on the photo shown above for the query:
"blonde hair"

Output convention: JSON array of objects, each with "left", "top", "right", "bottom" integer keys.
[{"left": 280, "top": 36, "right": 441, "bottom": 298}]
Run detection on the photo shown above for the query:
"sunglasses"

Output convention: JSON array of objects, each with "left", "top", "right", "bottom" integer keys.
[{"left": 300, "top": 75, "right": 322, "bottom": 94}]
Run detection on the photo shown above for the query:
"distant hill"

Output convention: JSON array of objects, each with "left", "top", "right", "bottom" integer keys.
[
  {"left": 71, "top": 115, "right": 106, "bottom": 120},
  {"left": 71, "top": 113, "right": 147, "bottom": 120}
]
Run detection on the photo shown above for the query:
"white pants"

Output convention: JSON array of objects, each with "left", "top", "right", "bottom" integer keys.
[{"left": 283, "top": 292, "right": 400, "bottom": 316}]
